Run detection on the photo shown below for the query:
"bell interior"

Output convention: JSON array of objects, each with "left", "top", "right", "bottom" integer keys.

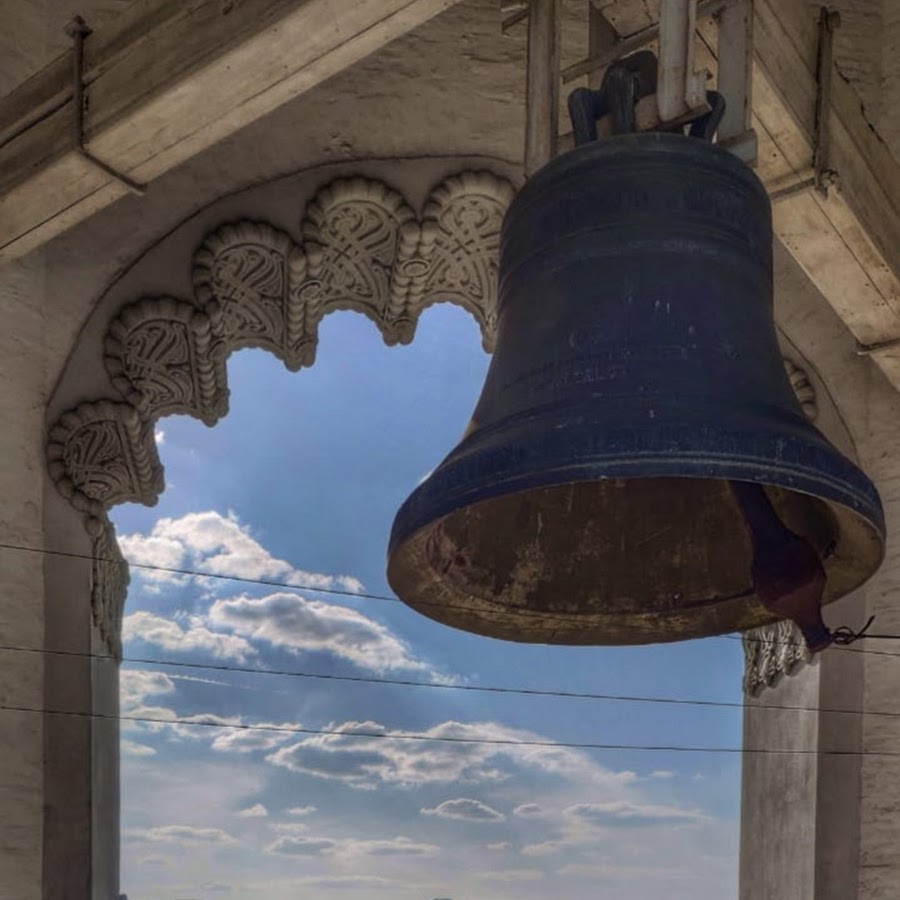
[{"left": 389, "top": 476, "right": 882, "bottom": 644}]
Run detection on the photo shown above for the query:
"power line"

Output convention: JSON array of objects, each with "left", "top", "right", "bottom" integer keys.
[
  {"left": 2, "top": 641, "right": 899, "bottom": 722},
  {"left": 2, "top": 539, "right": 899, "bottom": 658},
  {"left": 0, "top": 700, "right": 895, "bottom": 756}
]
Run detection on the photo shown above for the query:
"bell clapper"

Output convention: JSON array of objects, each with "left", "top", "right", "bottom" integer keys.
[{"left": 730, "top": 481, "right": 832, "bottom": 653}]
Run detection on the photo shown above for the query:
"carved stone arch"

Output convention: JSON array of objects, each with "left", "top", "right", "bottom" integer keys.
[{"left": 46, "top": 163, "right": 517, "bottom": 655}]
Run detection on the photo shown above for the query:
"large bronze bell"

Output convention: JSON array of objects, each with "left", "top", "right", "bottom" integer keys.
[{"left": 387, "top": 132, "right": 885, "bottom": 646}]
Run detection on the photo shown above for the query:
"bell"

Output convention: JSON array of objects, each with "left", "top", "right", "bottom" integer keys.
[{"left": 387, "top": 132, "right": 885, "bottom": 646}]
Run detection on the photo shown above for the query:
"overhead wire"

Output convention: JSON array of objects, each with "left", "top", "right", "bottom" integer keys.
[
  {"left": 2, "top": 538, "right": 900, "bottom": 658},
  {"left": 0, "top": 700, "right": 896, "bottom": 756},
  {"left": 3, "top": 640, "right": 900, "bottom": 721}
]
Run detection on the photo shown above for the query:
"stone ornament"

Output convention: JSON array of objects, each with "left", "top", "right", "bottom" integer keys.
[
  {"left": 105, "top": 296, "right": 227, "bottom": 425},
  {"left": 46, "top": 400, "right": 164, "bottom": 517},
  {"left": 50, "top": 170, "right": 515, "bottom": 521},
  {"left": 742, "top": 357, "right": 818, "bottom": 696},
  {"left": 47, "top": 168, "right": 514, "bottom": 656},
  {"left": 86, "top": 515, "right": 130, "bottom": 659}
]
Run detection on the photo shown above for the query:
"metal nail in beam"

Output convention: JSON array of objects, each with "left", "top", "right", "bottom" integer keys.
[
  {"left": 65, "top": 16, "right": 146, "bottom": 196},
  {"left": 813, "top": 7, "right": 841, "bottom": 195}
]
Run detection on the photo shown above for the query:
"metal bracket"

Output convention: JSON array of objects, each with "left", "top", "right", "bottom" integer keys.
[
  {"left": 568, "top": 51, "right": 724, "bottom": 145},
  {"left": 65, "top": 16, "right": 146, "bottom": 196},
  {"left": 813, "top": 7, "right": 841, "bottom": 196}
]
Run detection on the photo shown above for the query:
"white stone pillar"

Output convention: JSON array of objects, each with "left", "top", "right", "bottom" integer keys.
[
  {"left": 0, "top": 258, "right": 48, "bottom": 900},
  {"left": 741, "top": 242, "right": 900, "bottom": 900}
]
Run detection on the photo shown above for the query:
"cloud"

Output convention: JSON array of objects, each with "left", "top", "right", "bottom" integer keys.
[
  {"left": 266, "top": 836, "right": 336, "bottom": 857},
  {"left": 566, "top": 801, "right": 707, "bottom": 827},
  {"left": 521, "top": 840, "right": 567, "bottom": 857},
  {"left": 421, "top": 798, "right": 505, "bottom": 822},
  {"left": 126, "top": 825, "right": 236, "bottom": 845},
  {"left": 336, "top": 837, "right": 437, "bottom": 858},
  {"left": 264, "top": 835, "right": 435, "bottom": 859},
  {"left": 266, "top": 718, "right": 627, "bottom": 789},
  {"left": 154, "top": 428, "right": 165, "bottom": 446},
  {"left": 649, "top": 770, "right": 675, "bottom": 779},
  {"left": 237, "top": 803, "right": 268, "bottom": 818},
  {"left": 513, "top": 803, "right": 544, "bottom": 818},
  {"left": 486, "top": 841, "right": 512, "bottom": 851},
  {"left": 123, "top": 611, "right": 255, "bottom": 662},
  {"left": 210, "top": 724, "right": 297, "bottom": 754},
  {"left": 477, "top": 869, "right": 544, "bottom": 882},
  {"left": 208, "top": 592, "right": 430, "bottom": 674},
  {"left": 120, "top": 669, "right": 176, "bottom": 708},
  {"left": 117, "top": 510, "right": 362, "bottom": 592},
  {"left": 122, "top": 739, "right": 157, "bottom": 757},
  {"left": 287, "top": 805, "right": 317, "bottom": 817}
]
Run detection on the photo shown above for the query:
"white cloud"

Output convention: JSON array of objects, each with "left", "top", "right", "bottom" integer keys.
[
  {"left": 123, "top": 610, "right": 255, "bottom": 662},
  {"left": 477, "top": 868, "right": 544, "bottom": 882},
  {"left": 126, "top": 825, "right": 236, "bottom": 845},
  {"left": 421, "top": 798, "right": 505, "bottom": 822},
  {"left": 287, "top": 805, "right": 317, "bottom": 817},
  {"left": 154, "top": 428, "right": 165, "bottom": 446},
  {"left": 209, "top": 592, "right": 431, "bottom": 674},
  {"left": 513, "top": 803, "right": 544, "bottom": 818},
  {"left": 266, "top": 718, "right": 624, "bottom": 789},
  {"left": 649, "top": 770, "right": 676, "bottom": 780},
  {"left": 122, "top": 739, "right": 157, "bottom": 757},
  {"left": 237, "top": 803, "right": 268, "bottom": 818},
  {"left": 486, "top": 841, "right": 512, "bottom": 851},
  {"left": 210, "top": 724, "right": 295, "bottom": 754},
  {"left": 120, "top": 669, "right": 176, "bottom": 708},
  {"left": 266, "top": 834, "right": 437, "bottom": 859},
  {"left": 117, "top": 510, "right": 363, "bottom": 592},
  {"left": 521, "top": 840, "right": 567, "bottom": 857},
  {"left": 566, "top": 801, "right": 707, "bottom": 827},
  {"left": 335, "top": 837, "right": 438, "bottom": 858}
]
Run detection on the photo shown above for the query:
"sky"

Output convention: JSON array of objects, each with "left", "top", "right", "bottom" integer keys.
[{"left": 110, "top": 303, "right": 743, "bottom": 900}]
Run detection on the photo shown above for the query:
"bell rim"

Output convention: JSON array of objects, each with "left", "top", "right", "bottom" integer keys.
[{"left": 387, "top": 415, "right": 885, "bottom": 646}]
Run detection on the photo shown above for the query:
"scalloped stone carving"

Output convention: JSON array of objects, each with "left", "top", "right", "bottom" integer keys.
[
  {"left": 302, "top": 177, "right": 419, "bottom": 348},
  {"left": 743, "top": 618, "right": 812, "bottom": 696},
  {"left": 415, "top": 171, "right": 515, "bottom": 351},
  {"left": 48, "top": 168, "right": 516, "bottom": 651},
  {"left": 193, "top": 221, "right": 306, "bottom": 368},
  {"left": 47, "top": 401, "right": 164, "bottom": 516},
  {"left": 86, "top": 515, "right": 130, "bottom": 659},
  {"left": 784, "top": 357, "right": 818, "bottom": 421},
  {"left": 742, "top": 357, "right": 819, "bottom": 696},
  {"left": 49, "top": 170, "right": 514, "bottom": 528},
  {"left": 105, "top": 297, "right": 228, "bottom": 425}
]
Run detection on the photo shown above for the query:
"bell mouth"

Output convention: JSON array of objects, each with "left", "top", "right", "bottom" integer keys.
[{"left": 387, "top": 474, "right": 883, "bottom": 645}]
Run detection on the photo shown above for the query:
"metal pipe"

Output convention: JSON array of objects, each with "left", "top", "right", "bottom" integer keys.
[
  {"left": 561, "top": 0, "right": 736, "bottom": 84},
  {"left": 524, "top": 0, "right": 560, "bottom": 176}
]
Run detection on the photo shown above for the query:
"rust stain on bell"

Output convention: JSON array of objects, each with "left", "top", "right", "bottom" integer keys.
[{"left": 386, "top": 133, "right": 885, "bottom": 646}]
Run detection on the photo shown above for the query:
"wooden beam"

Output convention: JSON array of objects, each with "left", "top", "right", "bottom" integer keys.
[
  {"left": 750, "top": 0, "right": 900, "bottom": 388},
  {"left": 0, "top": 0, "right": 463, "bottom": 264}
]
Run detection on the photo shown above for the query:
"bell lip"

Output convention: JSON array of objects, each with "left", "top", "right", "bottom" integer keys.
[
  {"left": 387, "top": 464, "right": 886, "bottom": 646},
  {"left": 387, "top": 414, "right": 885, "bottom": 645}
]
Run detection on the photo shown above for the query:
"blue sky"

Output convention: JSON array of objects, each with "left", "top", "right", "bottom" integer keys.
[{"left": 111, "top": 303, "right": 742, "bottom": 899}]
